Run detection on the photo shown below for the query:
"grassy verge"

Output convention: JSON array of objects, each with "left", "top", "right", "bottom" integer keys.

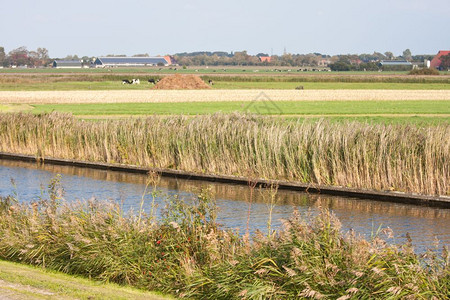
[
  {"left": 0, "top": 113, "right": 448, "bottom": 196},
  {"left": 0, "top": 185, "right": 448, "bottom": 299},
  {"left": 0, "top": 260, "right": 170, "bottom": 300}
]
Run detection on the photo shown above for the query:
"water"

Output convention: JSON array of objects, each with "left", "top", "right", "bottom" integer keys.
[{"left": 0, "top": 159, "right": 449, "bottom": 253}]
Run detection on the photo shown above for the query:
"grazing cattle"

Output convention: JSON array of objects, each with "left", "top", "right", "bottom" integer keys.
[
  {"left": 132, "top": 78, "right": 140, "bottom": 84},
  {"left": 208, "top": 79, "right": 214, "bottom": 85},
  {"left": 295, "top": 85, "right": 304, "bottom": 90},
  {"left": 122, "top": 79, "right": 132, "bottom": 84},
  {"left": 148, "top": 78, "right": 159, "bottom": 84}
]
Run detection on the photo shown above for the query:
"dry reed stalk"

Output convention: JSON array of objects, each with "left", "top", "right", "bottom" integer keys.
[{"left": 0, "top": 113, "right": 448, "bottom": 196}]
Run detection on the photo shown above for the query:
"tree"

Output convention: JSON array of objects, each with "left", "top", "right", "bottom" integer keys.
[
  {"left": 0, "top": 47, "right": 5, "bottom": 67},
  {"left": 384, "top": 51, "right": 394, "bottom": 60},
  {"left": 329, "top": 61, "right": 353, "bottom": 71},
  {"left": 402, "top": 49, "right": 412, "bottom": 61},
  {"left": 8, "top": 46, "right": 30, "bottom": 66},
  {"left": 65, "top": 54, "right": 80, "bottom": 60}
]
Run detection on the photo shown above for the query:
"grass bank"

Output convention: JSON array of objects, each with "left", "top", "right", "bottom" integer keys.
[
  {"left": 0, "top": 184, "right": 448, "bottom": 299},
  {"left": 0, "top": 113, "right": 448, "bottom": 196},
  {"left": 0, "top": 260, "right": 169, "bottom": 299}
]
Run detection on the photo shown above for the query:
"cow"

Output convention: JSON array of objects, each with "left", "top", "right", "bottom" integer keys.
[
  {"left": 295, "top": 86, "right": 304, "bottom": 90},
  {"left": 122, "top": 79, "right": 132, "bottom": 84},
  {"left": 132, "top": 79, "right": 140, "bottom": 84},
  {"left": 148, "top": 78, "right": 160, "bottom": 84},
  {"left": 208, "top": 79, "right": 214, "bottom": 85}
]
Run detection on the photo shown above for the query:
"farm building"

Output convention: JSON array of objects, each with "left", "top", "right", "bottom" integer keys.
[
  {"left": 94, "top": 57, "right": 169, "bottom": 68},
  {"left": 53, "top": 60, "right": 82, "bottom": 68},
  {"left": 379, "top": 60, "right": 412, "bottom": 70},
  {"left": 379, "top": 60, "right": 412, "bottom": 67},
  {"left": 430, "top": 50, "right": 450, "bottom": 69},
  {"left": 258, "top": 56, "right": 272, "bottom": 63}
]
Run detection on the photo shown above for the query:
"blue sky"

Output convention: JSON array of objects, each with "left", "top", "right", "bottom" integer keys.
[{"left": 1, "top": 0, "right": 449, "bottom": 58}]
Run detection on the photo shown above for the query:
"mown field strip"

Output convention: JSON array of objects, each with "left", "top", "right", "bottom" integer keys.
[
  {"left": 30, "top": 101, "right": 449, "bottom": 116},
  {"left": 1, "top": 89, "right": 449, "bottom": 104}
]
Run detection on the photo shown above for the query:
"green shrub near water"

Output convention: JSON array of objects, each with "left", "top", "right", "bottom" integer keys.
[{"left": 0, "top": 181, "right": 448, "bottom": 299}]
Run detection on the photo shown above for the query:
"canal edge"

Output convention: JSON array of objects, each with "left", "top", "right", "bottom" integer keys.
[{"left": 0, "top": 151, "right": 449, "bottom": 208}]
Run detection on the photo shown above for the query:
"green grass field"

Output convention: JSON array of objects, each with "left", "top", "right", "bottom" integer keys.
[
  {"left": 26, "top": 100, "right": 449, "bottom": 124},
  {"left": 212, "top": 81, "right": 450, "bottom": 90},
  {"left": 1, "top": 71, "right": 448, "bottom": 124},
  {"left": 0, "top": 260, "right": 170, "bottom": 300},
  {"left": 30, "top": 100, "right": 449, "bottom": 115},
  {"left": 1, "top": 80, "right": 449, "bottom": 91}
]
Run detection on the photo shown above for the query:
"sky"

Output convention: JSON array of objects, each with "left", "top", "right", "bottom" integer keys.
[{"left": 1, "top": 0, "right": 449, "bottom": 58}]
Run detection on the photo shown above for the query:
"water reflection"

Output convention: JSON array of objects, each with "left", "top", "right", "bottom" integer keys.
[{"left": 0, "top": 159, "right": 449, "bottom": 253}]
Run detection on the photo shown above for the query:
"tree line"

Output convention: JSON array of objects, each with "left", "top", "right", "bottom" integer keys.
[
  {"left": 0, "top": 46, "right": 50, "bottom": 68},
  {"left": 0, "top": 46, "right": 443, "bottom": 69}
]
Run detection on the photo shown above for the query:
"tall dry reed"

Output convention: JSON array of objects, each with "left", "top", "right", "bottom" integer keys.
[
  {"left": 0, "top": 112, "right": 448, "bottom": 195},
  {"left": 0, "top": 182, "right": 448, "bottom": 299}
]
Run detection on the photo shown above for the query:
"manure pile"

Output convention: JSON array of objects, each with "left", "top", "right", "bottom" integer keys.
[{"left": 153, "top": 74, "right": 211, "bottom": 89}]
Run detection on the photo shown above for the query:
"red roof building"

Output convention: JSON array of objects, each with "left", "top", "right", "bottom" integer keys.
[
  {"left": 258, "top": 56, "right": 272, "bottom": 63},
  {"left": 164, "top": 55, "right": 173, "bottom": 65},
  {"left": 430, "top": 50, "right": 450, "bottom": 69}
]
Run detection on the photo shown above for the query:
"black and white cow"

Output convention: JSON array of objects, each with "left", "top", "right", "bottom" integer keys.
[{"left": 148, "top": 78, "right": 160, "bottom": 84}]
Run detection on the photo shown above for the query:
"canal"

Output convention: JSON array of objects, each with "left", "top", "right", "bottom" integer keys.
[{"left": 0, "top": 159, "right": 448, "bottom": 253}]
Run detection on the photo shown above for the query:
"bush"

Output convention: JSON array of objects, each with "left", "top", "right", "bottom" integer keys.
[
  {"left": 329, "top": 61, "right": 354, "bottom": 71},
  {"left": 409, "top": 68, "right": 440, "bottom": 75}
]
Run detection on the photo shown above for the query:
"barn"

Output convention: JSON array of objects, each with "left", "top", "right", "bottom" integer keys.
[
  {"left": 379, "top": 60, "right": 412, "bottom": 67},
  {"left": 94, "top": 57, "right": 169, "bottom": 68},
  {"left": 430, "top": 50, "right": 450, "bottom": 70},
  {"left": 53, "top": 60, "right": 83, "bottom": 68},
  {"left": 379, "top": 60, "right": 412, "bottom": 70}
]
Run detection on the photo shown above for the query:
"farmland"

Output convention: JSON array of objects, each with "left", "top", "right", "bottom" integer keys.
[
  {"left": 0, "top": 70, "right": 449, "bottom": 189},
  {"left": 0, "top": 70, "right": 449, "bottom": 299}
]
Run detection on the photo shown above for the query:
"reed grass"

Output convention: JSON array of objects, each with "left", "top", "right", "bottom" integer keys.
[
  {"left": 0, "top": 112, "right": 448, "bottom": 196},
  {"left": 0, "top": 182, "right": 448, "bottom": 299}
]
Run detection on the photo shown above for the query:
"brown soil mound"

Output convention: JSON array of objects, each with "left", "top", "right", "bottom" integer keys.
[{"left": 153, "top": 74, "right": 211, "bottom": 89}]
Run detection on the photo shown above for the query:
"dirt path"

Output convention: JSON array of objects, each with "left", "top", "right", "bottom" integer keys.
[{"left": 0, "top": 89, "right": 449, "bottom": 104}]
